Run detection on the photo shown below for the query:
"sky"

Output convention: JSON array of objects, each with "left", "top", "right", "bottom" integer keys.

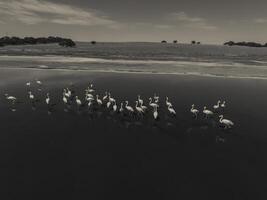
[{"left": 0, "top": 0, "right": 267, "bottom": 44}]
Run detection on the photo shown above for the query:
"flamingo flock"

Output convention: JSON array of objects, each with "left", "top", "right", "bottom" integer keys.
[{"left": 3, "top": 79, "right": 234, "bottom": 129}]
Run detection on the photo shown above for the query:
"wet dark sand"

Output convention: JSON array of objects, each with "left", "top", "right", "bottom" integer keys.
[{"left": 1, "top": 69, "right": 267, "bottom": 199}]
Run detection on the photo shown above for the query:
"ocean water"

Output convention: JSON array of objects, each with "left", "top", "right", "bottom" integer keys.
[
  {"left": 1, "top": 43, "right": 267, "bottom": 199},
  {"left": 1, "top": 42, "right": 267, "bottom": 78}
]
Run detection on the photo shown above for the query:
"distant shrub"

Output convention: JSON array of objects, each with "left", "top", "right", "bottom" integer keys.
[
  {"left": 0, "top": 36, "right": 76, "bottom": 47},
  {"left": 224, "top": 41, "right": 265, "bottom": 48},
  {"left": 58, "top": 39, "right": 76, "bottom": 47}
]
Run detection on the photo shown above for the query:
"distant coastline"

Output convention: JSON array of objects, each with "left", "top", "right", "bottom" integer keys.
[
  {"left": 0, "top": 36, "right": 76, "bottom": 47},
  {"left": 224, "top": 41, "right": 267, "bottom": 48}
]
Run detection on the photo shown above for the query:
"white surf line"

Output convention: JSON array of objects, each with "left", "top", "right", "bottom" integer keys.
[
  {"left": 0, "top": 55, "right": 249, "bottom": 68},
  {"left": 2, "top": 66, "right": 267, "bottom": 80}
]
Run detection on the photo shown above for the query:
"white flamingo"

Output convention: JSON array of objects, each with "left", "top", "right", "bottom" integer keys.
[
  {"left": 125, "top": 101, "right": 134, "bottom": 114},
  {"left": 85, "top": 87, "right": 94, "bottom": 94},
  {"left": 86, "top": 93, "right": 94, "bottom": 99},
  {"left": 190, "top": 104, "right": 199, "bottom": 118},
  {"left": 5, "top": 94, "right": 17, "bottom": 104},
  {"left": 87, "top": 84, "right": 95, "bottom": 93},
  {"left": 45, "top": 93, "right": 50, "bottom": 105},
  {"left": 96, "top": 95, "right": 102, "bottom": 106},
  {"left": 107, "top": 100, "right": 111, "bottom": 108},
  {"left": 75, "top": 96, "right": 82, "bottom": 106},
  {"left": 137, "top": 95, "right": 143, "bottom": 105},
  {"left": 66, "top": 88, "right": 71, "bottom": 97},
  {"left": 64, "top": 89, "right": 71, "bottom": 98},
  {"left": 85, "top": 96, "right": 94, "bottom": 102},
  {"left": 135, "top": 101, "right": 144, "bottom": 115},
  {"left": 219, "top": 115, "right": 234, "bottom": 129},
  {"left": 168, "top": 105, "right": 176, "bottom": 116},
  {"left": 221, "top": 101, "right": 226, "bottom": 108},
  {"left": 166, "top": 96, "right": 172, "bottom": 107},
  {"left": 88, "top": 89, "right": 94, "bottom": 93},
  {"left": 213, "top": 100, "right": 221, "bottom": 110},
  {"left": 149, "top": 97, "right": 159, "bottom": 109},
  {"left": 154, "top": 94, "right": 160, "bottom": 103},
  {"left": 28, "top": 91, "right": 34, "bottom": 101},
  {"left": 119, "top": 103, "right": 124, "bottom": 113},
  {"left": 113, "top": 100, "right": 118, "bottom": 112},
  {"left": 63, "top": 94, "right": 68, "bottom": 104},
  {"left": 109, "top": 93, "right": 116, "bottom": 103},
  {"left": 103, "top": 92, "right": 108, "bottom": 101},
  {"left": 203, "top": 106, "right": 213, "bottom": 118},
  {"left": 36, "top": 79, "right": 42, "bottom": 85},
  {"left": 140, "top": 101, "right": 147, "bottom": 111},
  {"left": 88, "top": 99, "right": 93, "bottom": 108},
  {"left": 153, "top": 106, "right": 158, "bottom": 120}
]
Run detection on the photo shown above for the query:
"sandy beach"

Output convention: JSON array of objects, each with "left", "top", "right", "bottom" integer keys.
[{"left": 1, "top": 68, "right": 267, "bottom": 199}]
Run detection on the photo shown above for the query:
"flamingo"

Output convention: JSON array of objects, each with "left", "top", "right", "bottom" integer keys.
[
  {"left": 5, "top": 94, "right": 17, "bottom": 104},
  {"left": 221, "top": 101, "right": 226, "bottom": 108},
  {"left": 88, "top": 99, "right": 93, "bottom": 108},
  {"left": 125, "top": 101, "right": 134, "bottom": 114},
  {"left": 107, "top": 100, "right": 111, "bottom": 108},
  {"left": 28, "top": 91, "right": 34, "bottom": 101},
  {"left": 75, "top": 96, "right": 82, "bottom": 106},
  {"left": 64, "top": 89, "right": 71, "bottom": 98},
  {"left": 135, "top": 101, "right": 144, "bottom": 115},
  {"left": 149, "top": 97, "right": 159, "bottom": 109},
  {"left": 190, "top": 104, "right": 199, "bottom": 118},
  {"left": 88, "top": 89, "right": 95, "bottom": 93},
  {"left": 103, "top": 92, "right": 108, "bottom": 101},
  {"left": 137, "top": 95, "right": 143, "bottom": 105},
  {"left": 203, "top": 106, "right": 213, "bottom": 118},
  {"left": 85, "top": 87, "right": 94, "bottom": 94},
  {"left": 86, "top": 93, "right": 94, "bottom": 99},
  {"left": 140, "top": 101, "right": 147, "bottom": 111},
  {"left": 108, "top": 93, "right": 115, "bottom": 103},
  {"left": 113, "top": 100, "right": 118, "bottom": 112},
  {"left": 154, "top": 94, "right": 160, "bottom": 103},
  {"left": 119, "top": 103, "right": 124, "bottom": 113},
  {"left": 153, "top": 106, "right": 158, "bottom": 120},
  {"left": 213, "top": 100, "right": 221, "bottom": 110},
  {"left": 66, "top": 88, "right": 72, "bottom": 97},
  {"left": 167, "top": 105, "right": 176, "bottom": 116},
  {"left": 87, "top": 84, "right": 95, "bottom": 93},
  {"left": 63, "top": 94, "right": 68, "bottom": 104},
  {"left": 96, "top": 95, "right": 103, "bottom": 106},
  {"left": 166, "top": 96, "right": 172, "bottom": 107},
  {"left": 36, "top": 79, "right": 42, "bottom": 85},
  {"left": 45, "top": 93, "right": 50, "bottom": 105},
  {"left": 85, "top": 95, "right": 94, "bottom": 102},
  {"left": 219, "top": 115, "right": 234, "bottom": 129}
]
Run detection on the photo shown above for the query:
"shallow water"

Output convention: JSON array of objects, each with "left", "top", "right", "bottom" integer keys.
[
  {"left": 1, "top": 42, "right": 267, "bottom": 78},
  {"left": 1, "top": 69, "right": 267, "bottom": 199}
]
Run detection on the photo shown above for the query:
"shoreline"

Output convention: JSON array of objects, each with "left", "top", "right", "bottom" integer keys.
[{"left": 2, "top": 66, "right": 267, "bottom": 80}]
